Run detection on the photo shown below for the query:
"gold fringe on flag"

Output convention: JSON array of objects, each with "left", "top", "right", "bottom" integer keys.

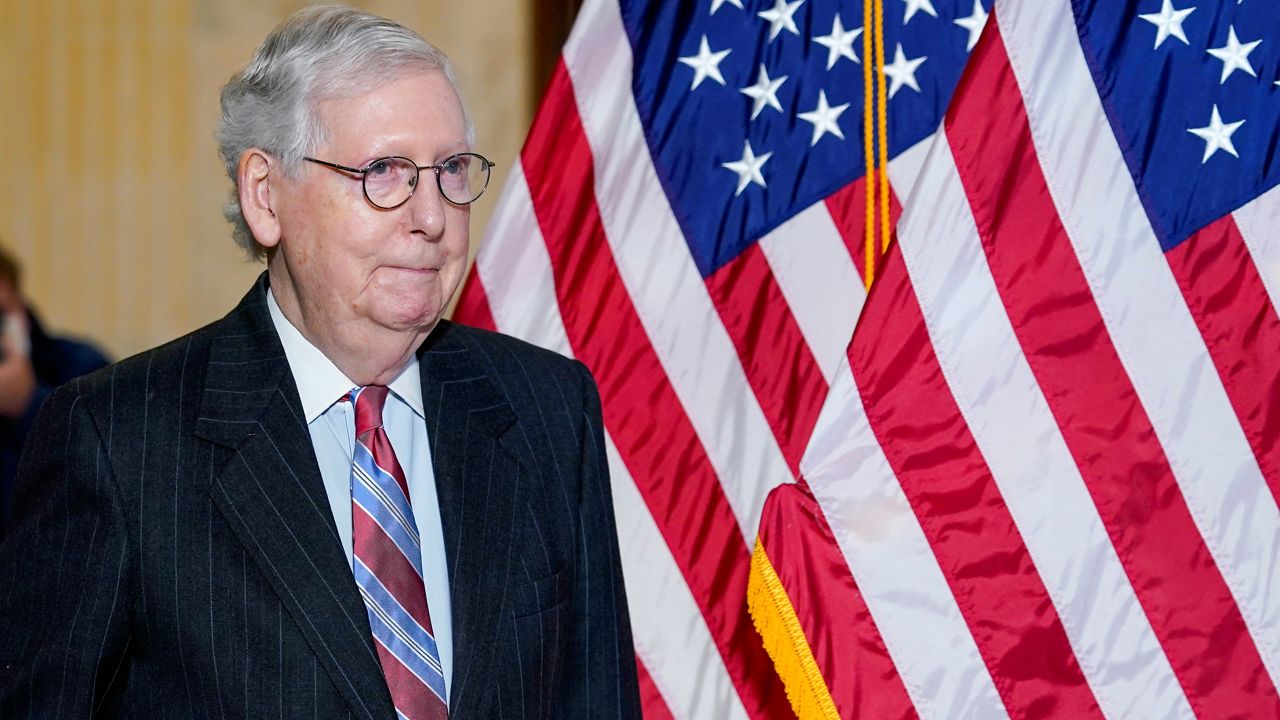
[{"left": 747, "top": 537, "right": 841, "bottom": 720}]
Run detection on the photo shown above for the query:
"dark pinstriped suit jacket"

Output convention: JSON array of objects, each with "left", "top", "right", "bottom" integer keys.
[{"left": 0, "top": 276, "right": 641, "bottom": 719}]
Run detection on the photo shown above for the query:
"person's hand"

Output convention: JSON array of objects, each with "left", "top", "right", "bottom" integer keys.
[{"left": 0, "top": 312, "right": 36, "bottom": 419}]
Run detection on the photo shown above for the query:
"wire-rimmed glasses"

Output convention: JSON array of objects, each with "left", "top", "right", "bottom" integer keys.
[{"left": 303, "top": 153, "right": 495, "bottom": 208}]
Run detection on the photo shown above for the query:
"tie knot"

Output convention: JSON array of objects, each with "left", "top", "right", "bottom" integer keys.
[{"left": 352, "top": 385, "right": 389, "bottom": 438}]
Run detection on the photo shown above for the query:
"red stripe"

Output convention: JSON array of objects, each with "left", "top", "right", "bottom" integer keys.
[
  {"left": 635, "top": 656, "right": 676, "bottom": 720},
  {"left": 849, "top": 240, "right": 1102, "bottom": 718},
  {"left": 372, "top": 637, "right": 448, "bottom": 718},
  {"left": 758, "top": 482, "right": 917, "bottom": 720},
  {"left": 353, "top": 507, "right": 434, "bottom": 634},
  {"left": 948, "top": 20, "right": 1280, "bottom": 717},
  {"left": 452, "top": 264, "right": 498, "bottom": 331},
  {"left": 705, "top": 244, "right": 826, "bottom": 476},
  {"left": 823, "top": 176, "right": 903, "bottom": 284},
  {"left": 522, "top": 61, "right": 785, "bottom": 716},
  {"left": 1165, "top": 217, "right": 1280, "bottom": 511}
]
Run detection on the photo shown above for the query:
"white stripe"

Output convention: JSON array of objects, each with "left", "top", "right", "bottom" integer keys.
[
  {"left": 757, "top": 203, "right": 865, "bottom": 385},
  {"left": 472, "top": 166, "right": 745, "bottom": 720},
  {"left": 1233, "top": 184, "right": 1280, "bottom": 314},
  {"left": 885, "top": 133, "right": 934, "bottom": 209},
  {"left": 606, "top": 433, "right": 750, "bottom": 720},
  {"left": 562, "top": 0, "right": 794, "bottom": 536},
  {"left": 1001, "top": 0, "right": 1280, "bottom": 686},
  {"left": 755, "top": 111, "right": 936, "bottom": 389},
  {"left": 898, "top": 130, "right": 1194, "bottom": 719},
  {"left": 803, "top": 355, "right": 1007, "bottom": 720},
  {"left": 475, "top": 163, "right": 573, "bottom": 359}
]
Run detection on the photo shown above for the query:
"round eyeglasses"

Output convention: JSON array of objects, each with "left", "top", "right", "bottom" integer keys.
[{"left": 303, "top": 153, "right": 495, "bottom": 208}]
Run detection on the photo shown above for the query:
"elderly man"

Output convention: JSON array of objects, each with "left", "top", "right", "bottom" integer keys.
[{"left": 0, "top": 6, "right": 639, "bottom": 719}]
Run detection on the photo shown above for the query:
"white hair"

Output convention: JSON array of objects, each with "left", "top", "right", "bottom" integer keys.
[{"left": 217, "top": 5, "right": 474, "bottom": 260}]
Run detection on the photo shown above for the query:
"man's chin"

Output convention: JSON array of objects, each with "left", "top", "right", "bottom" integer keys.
[{"left": 374, "top": 301, "right": 442, "bottom": 335}]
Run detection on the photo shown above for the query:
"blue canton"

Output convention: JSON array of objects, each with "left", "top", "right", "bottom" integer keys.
[
  {"left": 620, "top": 0, "right": 993, "bottom": 278},
  {"left": 1074, "top": 0, "right": 1280, "bottom": 250}
]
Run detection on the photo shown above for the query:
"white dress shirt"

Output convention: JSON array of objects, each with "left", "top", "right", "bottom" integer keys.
[{"left": 267, "top": 289, "right": 453, "bottom": 700}]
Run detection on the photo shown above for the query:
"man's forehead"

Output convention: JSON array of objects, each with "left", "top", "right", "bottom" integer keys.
[{"left": 310, "top": 75, "right": 469, "bottom": 161}]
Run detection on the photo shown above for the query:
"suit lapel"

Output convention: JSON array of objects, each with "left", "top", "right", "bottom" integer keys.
[
  {"left": 195, "top": 277, "right": 395, "bottom": 720},
  {"left": 418, "top": 323, "right": 522, "bottom": 718}
]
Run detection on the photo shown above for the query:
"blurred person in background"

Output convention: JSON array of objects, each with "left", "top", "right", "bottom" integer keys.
[{"left": 0, "top": 243, "right": 109, "bottom": 537}]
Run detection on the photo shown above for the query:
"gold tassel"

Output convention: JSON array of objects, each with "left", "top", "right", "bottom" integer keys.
[{"left": 747, "top": 538, "right": 841, "bottom": 720}]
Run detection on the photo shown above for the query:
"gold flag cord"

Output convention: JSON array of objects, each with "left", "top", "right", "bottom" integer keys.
[{"left": 863, "top": 0, "right": 890, "bottom": 288}]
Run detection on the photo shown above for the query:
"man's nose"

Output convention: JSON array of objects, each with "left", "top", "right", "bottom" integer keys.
[{"left": 407, "top": 172, "right": 447, "bottom": 237}]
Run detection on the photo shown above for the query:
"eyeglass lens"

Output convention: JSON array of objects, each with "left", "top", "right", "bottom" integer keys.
[{"left": 363, "top": 154, "right": 490, "bottom": 208}]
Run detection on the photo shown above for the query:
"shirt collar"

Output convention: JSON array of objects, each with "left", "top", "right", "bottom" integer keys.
[{"left": 266, "top": 288, "right": 424, "bottom": 423}]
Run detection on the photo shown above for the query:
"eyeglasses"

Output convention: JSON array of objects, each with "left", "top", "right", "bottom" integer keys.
[{"left": 303, "top": 153, "right": 495, "bottom": 209}]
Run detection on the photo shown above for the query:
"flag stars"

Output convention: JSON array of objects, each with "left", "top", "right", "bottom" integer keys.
[
  {"left": 1188, "top": 104, "right": 1245, "bottom": 163},
  {"left": 722, "top": 140, "right": 773, "bottom": 195},
  {"left": 1207, "top": 27, "right": 1261, "bottom": 84},
  {"left": 710, "top": 0, "right": 743, "bottom": 14},
  {"left": 679, "top": 35, "right": 731, "bottom": 90},
  {"left": 797, "top": 90, "right": 850, "bottom": 145},
  {"left": 815, "top": 14, "right": 863, "bottom": 69},
  {"left": 758, "top": 0, "right": 804, "bottom": 42},
  {"left": 955, "top": 0, "right": 989, "bottom": 52},
  {"left": 740, "top": 64, "right": 789, "bottom": 120},
  {"left": 883, "top": 44, "right": 927, "bottom": 98},
  {"left": 901, "top": 0, "right": 938, "bottom": 24},
  {"left": 1138, "top": 0, "right": 1196, "bottom": 49}
]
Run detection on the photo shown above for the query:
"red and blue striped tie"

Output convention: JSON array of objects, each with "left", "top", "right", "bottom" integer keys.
[{"left": 349, "top": 385, "right": 449, "bottom": 719}]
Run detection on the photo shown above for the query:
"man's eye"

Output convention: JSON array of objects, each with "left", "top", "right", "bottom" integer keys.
[
  {"left": 367, "top": 159, "right": 393, "bottom": 176},
  {"left": 441, "top": 157, "right": 466, "bottom": 175}
]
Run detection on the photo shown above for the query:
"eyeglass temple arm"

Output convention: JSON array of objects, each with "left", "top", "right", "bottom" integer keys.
[{"left": 303, "top": 157, "right": 365, "bottom": 174}]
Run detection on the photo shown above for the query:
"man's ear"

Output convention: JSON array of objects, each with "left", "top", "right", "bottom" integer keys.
[{"left": 238, "top": 149, "right": 282, "bottom": 249}]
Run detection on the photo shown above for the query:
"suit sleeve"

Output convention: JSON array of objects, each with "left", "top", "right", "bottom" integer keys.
[
  {"left": 0, "top": 382, "right": 133, "bottom": 718},
  {"left": 560, "top": 361, "right": 642, "bottom": 719}
]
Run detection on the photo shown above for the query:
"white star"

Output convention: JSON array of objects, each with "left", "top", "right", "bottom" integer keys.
[
  {"left": 882, "top": 43, "right": 927, "bottom": 98},
  {"left": 758, "top": 0, "right": 804, "bottom": 42},
  {"left": 722, "top": 141, "right": 773, "bottom": 195},
  {"left": 954, "top": 0, "right": 989, "bottom": 52},
  {"left": 1207, "top": 26, "right": 1261, "bottom": 83},
  {"left": 901, "top": 0, "right": 938, "bottom": 24},
  {"left": 814, "top": 14, "right": 863, "bottom": 69},
  {"left": 678, "top": 35, "right": 731, "bottom": 90},
  {"left": 711, "top": 0, "right": 743, "bottom": 14},
  {"left": 1138, "top": 0, "right": 1196, "bottom": 49},
  {"left": 740, "top": 64, "right": 789, "bottom": 120},
  {"left": 1188, "top": 105, "right": 1245, "bottom": 163},
  {"left": 797, "top": 90, "right": 850, "bottom": 146}
]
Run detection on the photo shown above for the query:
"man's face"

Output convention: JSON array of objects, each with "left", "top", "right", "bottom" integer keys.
[{"left": 270, "top": 69, "right": 471, "bottom": 351}]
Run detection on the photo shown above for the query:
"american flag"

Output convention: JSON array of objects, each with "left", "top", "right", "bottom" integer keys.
[{"left": 455, "top": 0, "right": 1280, "bottom": 717}]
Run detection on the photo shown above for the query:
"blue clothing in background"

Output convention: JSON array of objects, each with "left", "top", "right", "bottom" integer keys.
[{"left": 0, "top": 309, "right": 109, "bottom": 538}]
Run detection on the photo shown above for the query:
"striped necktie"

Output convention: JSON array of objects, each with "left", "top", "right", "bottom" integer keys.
[{"left": 349, "top": 385, "right": 449, "bottom": 719}]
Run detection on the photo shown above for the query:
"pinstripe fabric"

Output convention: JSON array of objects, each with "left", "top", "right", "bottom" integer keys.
[{"left": 0, "top": 274, "right": 640, "bottom": 719}]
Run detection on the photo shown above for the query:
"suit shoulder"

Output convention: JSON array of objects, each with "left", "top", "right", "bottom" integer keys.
[
  {"left": 445, "top": 322, "right": 585, "bottom": 382},
  {"left": 66, "top": 321, "right": 218, "bottom": 412}
]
